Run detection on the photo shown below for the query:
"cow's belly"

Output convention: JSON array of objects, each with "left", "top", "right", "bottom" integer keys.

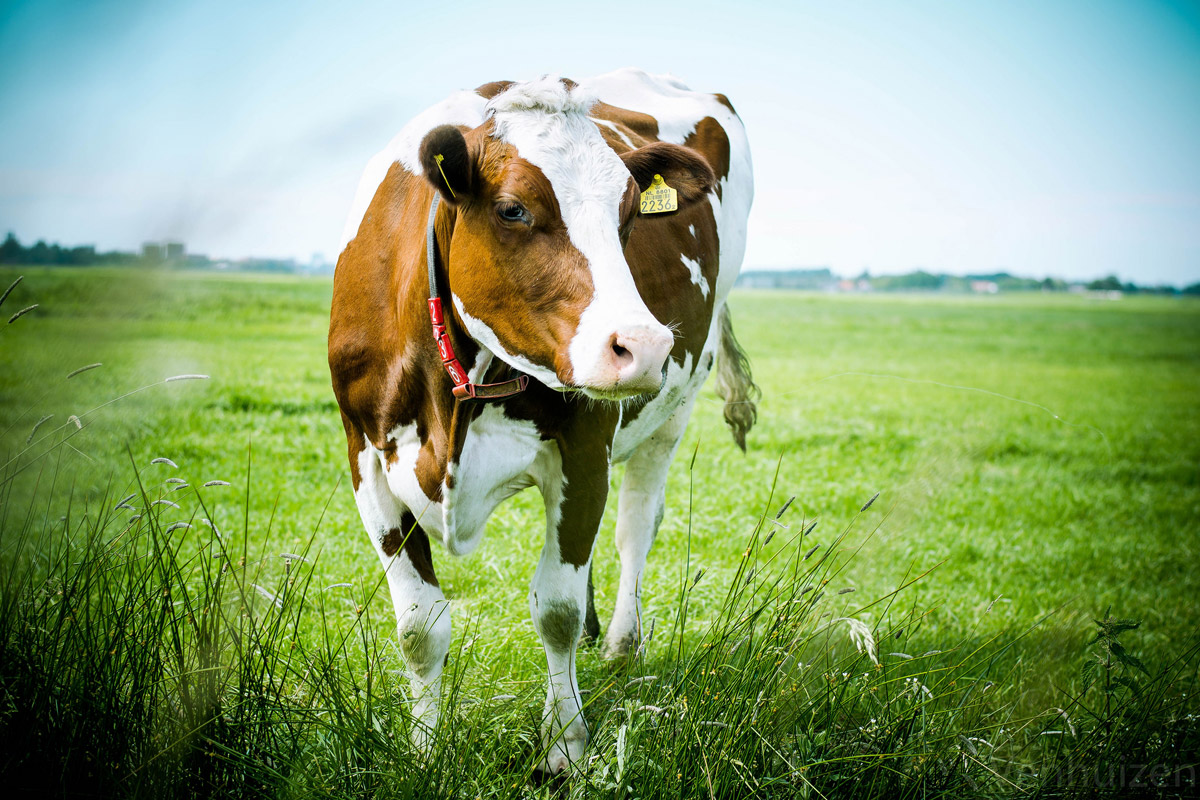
[{"left": 612, "top": 308, "right": 721, "bottom": 463}]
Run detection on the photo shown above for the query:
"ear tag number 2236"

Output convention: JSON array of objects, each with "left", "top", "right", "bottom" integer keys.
[{"left": 639, "top": 174, "right": 678, "bottom": 214}]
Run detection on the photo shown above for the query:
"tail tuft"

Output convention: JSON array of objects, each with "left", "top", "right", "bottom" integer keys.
[{"left": 714, "top": 304, "right": 760, "bottom": 452}]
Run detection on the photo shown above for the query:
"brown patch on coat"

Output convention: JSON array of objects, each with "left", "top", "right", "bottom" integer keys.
[
  {"left": 552, "top": 402, "right": 620, "bottom": 568},
  {"left": 439, "top": 130, "right": 594, "bottom": 386},
  {"left": 590, "top": 102, "right": 660, "bottom": 145},
  {"left": 712, "top": 93, "right": 738, "bottom": 115},
  {"left": 329, "top": 162, "right": 458, "bottom": 502},
  {"left": 380, "top": 511, "right": 439, "bottom": 586},
  {"left": 475, "top": 81, "right": 514, "bottom": 100},
  {"left": 342, "top": 411, "right": 364, "bottom": 491},
  {"left": 684, "top": 116, "right": 731, "bottom": 184}
]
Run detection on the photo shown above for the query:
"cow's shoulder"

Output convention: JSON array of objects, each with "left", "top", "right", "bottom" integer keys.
[{"left": 330, "top": 157, "right": 450, "bottom": 468}]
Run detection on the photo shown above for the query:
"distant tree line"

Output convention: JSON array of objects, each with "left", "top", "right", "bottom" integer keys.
[
  {"left": 2, "top": 231, "right": 1194, "bottom": 290},
  {"left": 0, "top": 233, "right": 135, "bottom": 266},
  {"left": 0, "top": 232, "right": 335, "bottom": 275},
  {"left": 737, "top": 267, "right": 1199, "bottom": 295}
]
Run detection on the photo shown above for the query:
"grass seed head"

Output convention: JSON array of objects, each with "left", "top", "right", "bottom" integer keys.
[
  {"left": 66, "top": 363, "right": 102, "bottom": 379},
  {"left": 0, "top": 275, "right": 23, "bottom": 308},
  {"left": 27, "top": 414, "right": 52, "bottom": 443},
  {"left": 837, "top": 617, "right": 879, "bottom": 667},
  {"left": 8, "top": 303, "right": 38, "bottom": 324}
]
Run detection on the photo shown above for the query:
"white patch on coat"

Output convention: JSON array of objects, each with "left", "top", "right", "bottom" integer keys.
[
  {"left": 576, "top": 68, "right": 712, "bottom": 145},
  {"left": 688, "top": 224, "right": 696, "bottom": 238},
  {"left": 589, "top": 116, "right": 635, "bottom": 149},
  {"left": 486, "top": 78, "right": 671, "bottom": 390},
  {"left": 680, "top": 255, "right": 709, "bottom": 298},
  {"left": 339, "top": 90, "right": 487, "bottom": 254},
  {"left": 443, "top": 404, "right": 545, "bottom": 555},
  {"left": 379, "top": 424, "right": 444, "bottom": 538}
]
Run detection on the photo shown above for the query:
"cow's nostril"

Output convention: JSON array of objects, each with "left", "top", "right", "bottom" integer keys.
[{"left": 610, "top": 336, "right": 633, "bottom": 368}]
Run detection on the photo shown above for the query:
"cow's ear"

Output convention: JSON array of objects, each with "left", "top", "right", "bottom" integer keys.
[
  {"left": 621, "top": 142, "right": 715, "bottom": 209},
  {"left": 419, "top": 125, "right": 474, "bottom": 204}
]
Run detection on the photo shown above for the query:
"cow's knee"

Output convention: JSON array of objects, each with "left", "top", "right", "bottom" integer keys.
[
  {"left": 533, "top": 596, "right": 583, "bottom": 652},
  {"left": 397, "top": 598, "right": 451, "bottom": 677}
]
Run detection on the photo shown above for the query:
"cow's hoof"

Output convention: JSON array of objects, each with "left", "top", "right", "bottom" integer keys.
[
  {"left": 538, "top": 721, "right": 587, "bottom": 775},
  {"left": 409, "top": 723, "right": 435, "bottom": 758},
  {"left": 601, "top": 631, "right": 636, "bottom": 661}
]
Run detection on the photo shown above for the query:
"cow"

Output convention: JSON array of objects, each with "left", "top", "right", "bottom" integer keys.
[{"left": 328, "top": 68, "right": 757, "bottom": 773}]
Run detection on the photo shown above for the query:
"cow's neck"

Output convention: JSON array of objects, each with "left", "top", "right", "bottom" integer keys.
[{"left": 387, "top": 190, "right": 494, "bottom": 497}]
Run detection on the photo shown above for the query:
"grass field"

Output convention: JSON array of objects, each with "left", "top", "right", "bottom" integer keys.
[{"left": 1, "top": 266, "right": 1197, "bottom": 797}]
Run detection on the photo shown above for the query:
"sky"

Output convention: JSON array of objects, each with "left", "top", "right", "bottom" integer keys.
[{"left": 0, "top": 0, "right": 1197, "bottom": 284}]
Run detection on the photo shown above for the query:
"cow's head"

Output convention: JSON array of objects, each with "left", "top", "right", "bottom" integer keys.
[{"left": 417, "top": 78, "right": 714, "bottom": 400}]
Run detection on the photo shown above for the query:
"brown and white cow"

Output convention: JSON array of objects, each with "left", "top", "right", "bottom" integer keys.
[{"left": 328, "top": 69, "right": 757, "bottom": 772}]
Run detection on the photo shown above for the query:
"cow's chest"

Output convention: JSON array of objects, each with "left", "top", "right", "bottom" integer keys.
[
  {"left": 612, "top": 315, "right": 720, "bottom": 462},
  {"left": 381, "top": 404, "right": 552, "bottom": 554}
]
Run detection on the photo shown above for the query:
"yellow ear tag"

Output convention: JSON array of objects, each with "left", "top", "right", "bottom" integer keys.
[
  {"left": 639, "top": 174, "right": 678, "bottom": 214},
  {"left": 433, "top": 153, "right": 456, "bottom": 199}
]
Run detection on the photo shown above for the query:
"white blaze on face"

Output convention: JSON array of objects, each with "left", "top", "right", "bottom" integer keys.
[{"left": 487, "top": 79, "right": 673, "bottom": 393}]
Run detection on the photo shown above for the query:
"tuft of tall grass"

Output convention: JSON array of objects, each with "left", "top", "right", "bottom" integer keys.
[{"left": 2, "top": 448, "right": 1194, "bottom": 798}]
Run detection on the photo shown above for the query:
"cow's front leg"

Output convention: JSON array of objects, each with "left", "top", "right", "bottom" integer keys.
[
  {"left": 604, "top": 396, "right": 696, "bottom": 659},
  {"left": 380, "top": 513, "right": 449, "bottom": 752},
  {"left": 353, "top": 445, "right": 451, "bottom": 752},
  {"left": 530, "top": 423, "right": 612, "bottom": 774}
]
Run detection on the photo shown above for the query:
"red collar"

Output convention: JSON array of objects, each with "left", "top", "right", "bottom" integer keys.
[{"left": 426, "top": 195, "right": 529, "bottom": 401}]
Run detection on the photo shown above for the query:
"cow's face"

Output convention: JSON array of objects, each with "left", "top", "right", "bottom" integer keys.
[{"left": 417, "top": 89, "right": 714, "bottom": 400}]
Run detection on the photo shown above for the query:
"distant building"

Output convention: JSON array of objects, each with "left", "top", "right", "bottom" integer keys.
[
  {"left": 165, "top": 242, "right": 185, "bottom": 260},
  {"left": 970, "top": 280, "right": 999, "bottom": 294},
  {"left": 142, "top": 242, "right": 164, "bottom": 261}
]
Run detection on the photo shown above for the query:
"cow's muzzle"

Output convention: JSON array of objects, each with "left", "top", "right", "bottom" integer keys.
[{"left": 578, "top": 324, "right": 674, "bottom": 399}]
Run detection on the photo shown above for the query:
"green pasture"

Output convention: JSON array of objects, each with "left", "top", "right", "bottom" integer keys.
[{"left": 1, "top": 266, "right": 1197, "bottom": 796}]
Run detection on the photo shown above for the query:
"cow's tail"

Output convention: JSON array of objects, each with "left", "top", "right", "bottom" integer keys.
[{"left": 714, "top": 303, "right": 760, "bottom": 452}]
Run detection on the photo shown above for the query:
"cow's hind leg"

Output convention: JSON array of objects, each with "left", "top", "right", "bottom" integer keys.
[
  {"left": 604, "top": 396, "right": 697, "bottom": 659},
  {"left": 583, "top": 568, "right": 600, "bottom": 643},
  {"left": 353, "top": 446, "right": 451, "bottom": 752}
]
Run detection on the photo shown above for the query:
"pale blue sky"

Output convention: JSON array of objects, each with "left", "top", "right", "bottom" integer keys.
[{"left": 1, "top": 0, "right": 1197, "bottom": 283}]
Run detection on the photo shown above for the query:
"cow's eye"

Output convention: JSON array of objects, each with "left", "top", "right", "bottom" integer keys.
[{"left": 497, "top": 202, "right": 530, "bottom": 225}]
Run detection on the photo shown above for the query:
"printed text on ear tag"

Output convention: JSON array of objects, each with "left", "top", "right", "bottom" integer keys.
[{"left": 639, "top": 174, "right": 678, "bottom": 214}]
